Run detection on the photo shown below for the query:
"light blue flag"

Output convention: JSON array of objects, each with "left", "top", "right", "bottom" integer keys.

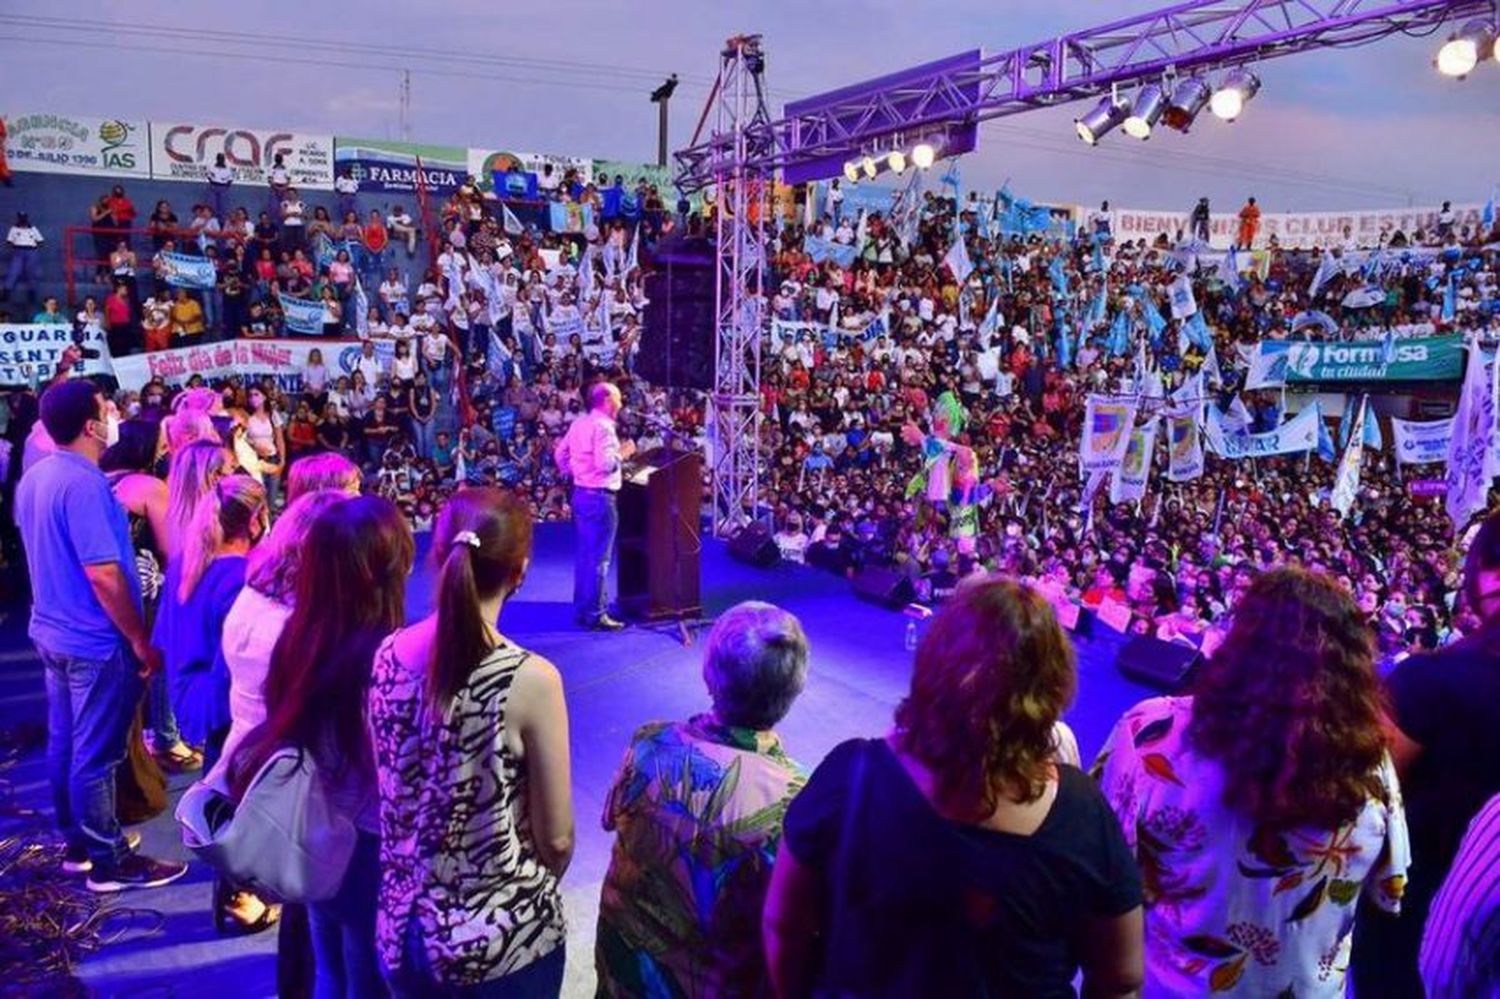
[
  {"left": 940, "top": 159, "right": 961, "bottom": 198},
  {"left": 278, "top": 292, "right": 324, "bottom": 335},
  {"left": 353, "top": 277, "right": 369, "bottom": 337},
  {"left": 1443, "top": 273, "right": 1458, "bottom": 323},
  {"left": 1048, "top": 254, "right": 1068, "bottom": 297},
  {"left": 1143, "top": 298, "right": 1166, "bottom": 343},
  {"left": 1088, "top": 285, "right": 1108, "bottom": 329},
  {"left": 805, "top": 234, "right": 859, "bottom": 269},
  {"left": 1107, "top": 308, "right": 1130, "bottom": 357},
  {"left": 1185, "top": 311, "right": 1213, "bottom": 351},
  {"left": 1484, "top": 188, "right": 1496, "bottom": 230},
  {"left": 1091, "top": 240, "right": 1106, "bottom": 274},
  {"left": 1056, "top": 313, "right": 1074, "bottom": 369},
  {"left": 160, "top": 251, "right": 218, "bottom": 290},
  {"left": 1316, "top": 404, "right": 1337, "bottom": 462},
  {"left": 1363, "top": 406, "right": 1384, "bottom": 450}
]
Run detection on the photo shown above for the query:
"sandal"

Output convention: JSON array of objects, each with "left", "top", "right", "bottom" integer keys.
[
  {"left": 213, "top": 878, "right": 281, "bottom": 936},
  {"left": 154, "top": 742, "right": 203, "bottom": 773}
]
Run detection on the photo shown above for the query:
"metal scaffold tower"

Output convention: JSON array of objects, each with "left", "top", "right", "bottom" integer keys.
[{"left": 706, "top": 35, "right": 774, "bottom": 536}]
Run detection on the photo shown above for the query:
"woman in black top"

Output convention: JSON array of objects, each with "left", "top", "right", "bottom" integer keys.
[
  {"left": 764, "top": 577, "right": 1144, "bottom": 998},
  {"left": 316, "top": 402, "right": 351, "bottom": 455},
  {"left": 148, "top": 200, "right": 179, "bottom": 252}
]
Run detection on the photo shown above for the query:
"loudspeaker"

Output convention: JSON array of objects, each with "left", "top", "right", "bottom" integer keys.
[
  {"left": 851, "top": 565, "right": 916, "bottom": 610},
  {"left": 638, "top": 236, "right": 715, "bottom": 390},
  {"left": 728, "top": 522, "right": 779, "bottom": 568},
  {"left": 1116, "top": 636, "right": 1202, "bottom": 692}
]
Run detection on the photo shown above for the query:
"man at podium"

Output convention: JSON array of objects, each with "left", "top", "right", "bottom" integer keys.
[{"left": 555, "top": 381, "right": 635, "bottom": 631}]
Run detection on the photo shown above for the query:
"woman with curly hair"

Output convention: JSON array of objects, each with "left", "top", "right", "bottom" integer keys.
[
  {"left": 1094, "top": 567, "right": 1409, "bottom": 997},
  {"left": 764, "top": 577, "right": 1144, "bottom": 997}
]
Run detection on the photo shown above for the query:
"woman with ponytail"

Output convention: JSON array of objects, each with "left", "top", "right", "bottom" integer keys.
[
  {"left": 152, "top": 473, "right": 266, "bottom": 774},
  {"left": 370, "top": 487, "right": 573, "bottom": 997},
  {"left": 228, "top": 495, "right": 414, "bottom": 997}
]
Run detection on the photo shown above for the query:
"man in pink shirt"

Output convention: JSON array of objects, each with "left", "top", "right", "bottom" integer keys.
[{"left": 555, "top": 381, "right": 635, "bottom": 630}]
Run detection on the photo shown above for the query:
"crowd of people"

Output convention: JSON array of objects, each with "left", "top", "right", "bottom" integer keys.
[
  {"left": 13, "top": 362, "right": 1500, "bottom": 994},
  {"left": 758, "top": 186, "right": 1500, "bottom": 656}
]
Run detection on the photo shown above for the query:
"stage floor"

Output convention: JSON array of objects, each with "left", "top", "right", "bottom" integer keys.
[{"left": 0, "top": 524, "right": 1153, "bottom": 997}]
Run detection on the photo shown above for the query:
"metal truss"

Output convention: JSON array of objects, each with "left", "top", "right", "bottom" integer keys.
[
  {"left": 708, "top": 35, "right": 774, "bottom": 537},
  {"left": 675, "top": 0, "right": 1490, "bottom": 192}
]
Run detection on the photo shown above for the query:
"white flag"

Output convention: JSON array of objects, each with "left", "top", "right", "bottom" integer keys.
[
  {"left": 944, "top": 234, "right": 974, "bottom": 284},
  {"left": 1331, "top": 396, "right": 1367, "bottom": 518},
  {"left": 1445, "top": 342, "right": 1495, "bottom": 532},
  {"left": 1201, "top": 341, "right": 1223, "bottom": 387},
  {"left": 1168, "top": 274, "right": 1198, "bottom": 320},
  {"left": 501, "top": 203, "right": 524, "bottom": 236}
]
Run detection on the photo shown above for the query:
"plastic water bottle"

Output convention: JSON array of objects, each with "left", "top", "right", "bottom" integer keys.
[{"left": 904, "top": 620, "right": 918, "bottom": 652}]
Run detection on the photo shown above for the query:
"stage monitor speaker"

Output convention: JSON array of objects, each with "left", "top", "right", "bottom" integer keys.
[
  {"left": 1116, "top": 636, "right": 1202, "bottom": 692},
  {"left": 851, "top": 565, "right": 916, "bottom": 611},
  {"left": 728, "top": 522, "right": 779, "bottom": 568},
  {"left": 638, "top": 236, "right": 715, "bottom": 390}
]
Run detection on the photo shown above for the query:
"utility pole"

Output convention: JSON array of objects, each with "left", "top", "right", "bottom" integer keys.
[
  {"left": 650, "top": 73, "right": 679, "bottom": 167},
  {"left": 400, "top": 69, "right": 411, "bottom": 142}
]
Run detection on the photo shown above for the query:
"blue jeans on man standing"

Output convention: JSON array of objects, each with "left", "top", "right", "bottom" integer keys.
[
  {"left": 38, "top": 644, "right": 141, "bottom": 868},
  {"left": 572, "top": 486, "right": 617, "bottom": 625}
]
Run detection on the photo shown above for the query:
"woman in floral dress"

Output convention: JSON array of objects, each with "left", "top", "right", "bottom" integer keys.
[{"left": 1094, "top": 567, "right": 1409, "bottom": 996}]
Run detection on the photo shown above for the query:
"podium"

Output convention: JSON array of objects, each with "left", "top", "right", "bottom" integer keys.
[{"left": 617, "top": 446, "right": 703, "bottom": 621}]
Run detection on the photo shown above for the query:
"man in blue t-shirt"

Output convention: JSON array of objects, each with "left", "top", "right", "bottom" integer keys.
[{"left": 15, "top": 380, "right": 187, "bottom": 893}]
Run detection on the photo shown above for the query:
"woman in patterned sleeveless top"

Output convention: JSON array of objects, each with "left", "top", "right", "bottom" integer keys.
[{"left": 370, "top": 487, "right": 574, "bottom": 997}]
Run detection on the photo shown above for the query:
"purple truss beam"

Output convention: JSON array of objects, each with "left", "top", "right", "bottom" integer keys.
[{"left": 674, "top": 0, "right": 1492, "bottom": 191}]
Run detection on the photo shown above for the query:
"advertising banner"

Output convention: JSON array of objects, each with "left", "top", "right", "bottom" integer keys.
[
  {"left": 0, "top": 324, "right": 111, "bottom": 386},
  {"left": 1110, "top": 419, "right": 1158, "bottom": 504},
  {"left": 1165, "top": 408, "right": 1204, "bottom": 482},
  {"left": 3, "top": 112, "right": 149, "bottom": 177},
  {"left": 1246, "top": 335, "right": 1463, "bottom": 387},
  {"left": 150, "top": 122, "right": 334, "bottom": 189},
  {"left": 468, "top": 148, "right": 593, "bottom": 194},
  {"left": 1109, "top": 204, "right": 1484, "bottom": 250},
  {"left": 334, "top": 137, "right": 467, "bottom": 195}
]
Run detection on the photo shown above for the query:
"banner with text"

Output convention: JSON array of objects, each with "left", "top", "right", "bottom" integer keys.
[
  {"left": 469, "top": 148, "right": 594, "bottom": 195},
  {"left": 1108, "top": 203, "right": 1485, "bottom": 250},
  {"left": 0, "top": 325, "right": 112, "bottom": 386},
  {"left": 1080, "top": 397, "right": 1139, "bottom": 474},
  {"left": 277, "top": 293, "right": 325, "bottom": 335},
  {"left": 111, "top": 338, "right": 370, "bottom": 393},
  {"left": 1245, "top": 335, "right": 1463, "bottom": 387},
  {"left": 3, "top": 112, "right": 149, "bottom": 178},
  {"left": 1391, "top": 416, "right": 1454, "bottom": 466},
  {"left": 1206, "top": 404, "right": 1321, "bottom": 459},
  {"left": 333, "top": 137, "right": 467, "bottom": 195},
  {"left": 150, "top": 122, "right": 334, "bottom": 189}
]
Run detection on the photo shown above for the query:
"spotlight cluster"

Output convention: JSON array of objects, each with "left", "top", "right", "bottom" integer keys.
[
  {"left": 1436, "top": 18, "right": 1499, "bottom": 78},
  {"left": 1074, "top": 69, "right": 1260, "bottom": 145},
  {"left": 842, "top": 141, "right": 936, "bottom": 183}
]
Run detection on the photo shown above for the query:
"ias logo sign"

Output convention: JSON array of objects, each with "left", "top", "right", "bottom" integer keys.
[{"left": 97, "top": 119, "right": 138, "bottom": 171}]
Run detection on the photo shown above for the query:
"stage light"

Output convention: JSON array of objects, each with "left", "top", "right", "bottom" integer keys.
[
  {"left": 1123, "top": 84, "right": 1167, "bottom": 139},
  {"left": 861, "top": 156, "right": 878, "bottom": 179},
  {"left": 843, "top": 160, "right": 859, "bottom": 183},
  {"left": 1074, "top": 95, "right": 1129, "bottom": 145},
  {"left": 1436, "top": 20, "right": 1495, "bottom": 77},
  {"left": 911, "top": 143, "right": 936, "bottom": 169},
  {"left": 1210, "top": 68, "right": 1260, "bottom": 121},
  {"left": 1161, "top": 77, "right": 1212, "bottom": 133},
  {"left": 887, "top": 149, "right": 907, "bottom": 173}
]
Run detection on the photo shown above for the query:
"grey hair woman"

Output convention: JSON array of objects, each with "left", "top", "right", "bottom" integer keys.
[{"left": 595, "top": 601, "right": 811, "bottom": 996}]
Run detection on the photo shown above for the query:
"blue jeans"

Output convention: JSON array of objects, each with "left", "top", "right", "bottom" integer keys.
[
  {"left": 4, "top": 248, "right": 41, "bottom": 297},
  {"left": 145, "top": 666, "right": 181, "bottom": 746},
  {"left": 410, "top": 419, "right": 436, "bottom": 461},
  {"left": 572, "top": 487, "right": 617, "bottom": 624},
  {"left": 38, "top": 643, "right": 141, "bottom": 867},
  {"left": 386, "top": 919, "right": 564, "bottom": 999},
  {"left": 309, "top": 831, "right": 382, "bottom": 999}
]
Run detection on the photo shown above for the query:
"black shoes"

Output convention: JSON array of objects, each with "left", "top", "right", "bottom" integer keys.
[
  {"left": 61, "top": 831, "right": 142, "bottom": 874},
  {"left": 85, "top": 852, "right": 189, "bottom": 893}
]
